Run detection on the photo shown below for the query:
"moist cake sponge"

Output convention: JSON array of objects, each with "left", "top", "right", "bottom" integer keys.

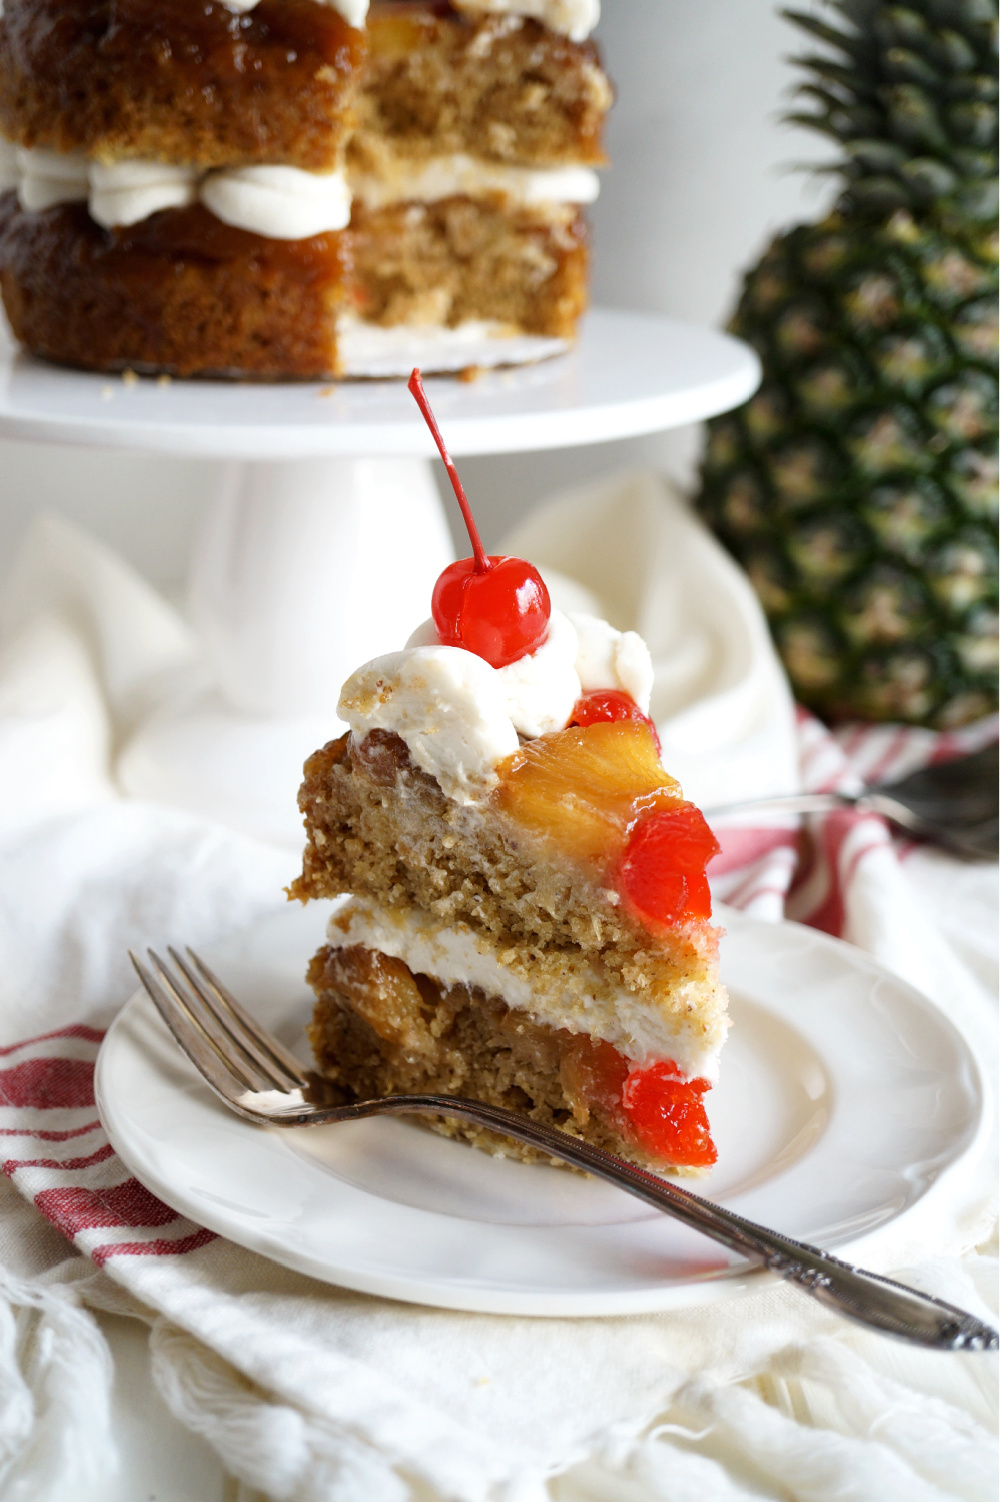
[
  {"left": 353, "top": 10, "right": 612, "bottom": 172},
  {"left": 0, "top": 0, "right": 364, "bottom": 171},
  {"left": 0, "top": 199, "right": 350, "bottom": 378}
]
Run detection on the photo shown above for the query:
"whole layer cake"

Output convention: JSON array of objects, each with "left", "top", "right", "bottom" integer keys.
[
  {"left": 290, "top": 414, "right": 730, "bottom": 1173},
  {"left": 0, "top": 0, "right": 611, "bottom": 377}
]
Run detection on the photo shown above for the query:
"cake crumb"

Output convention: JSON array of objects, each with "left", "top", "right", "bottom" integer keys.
[
  {"left": 458, "top": 365, "right": 484, "bottom": 384},
  {"left": 318, "top": 386, "right": 337, "bottom": 397},
  {"left": 121, "top": 368, "right": 139, "bottom": 387},
  {"left": 100, "top": 384, "right": 115, "bottom": 401},
  {"left": 156, "top": 373, "right": 172, "bottom": 387}
]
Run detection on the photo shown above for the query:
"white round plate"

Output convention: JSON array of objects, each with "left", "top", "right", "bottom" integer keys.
[
  {"left": 96, "top": 902, "right": 987, "bottom": 1316},
  {"left": 0, "top": 309, "right": 758, "bottom": 458}
]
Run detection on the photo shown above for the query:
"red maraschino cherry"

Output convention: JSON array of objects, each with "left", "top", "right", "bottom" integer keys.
[
  {"left": 617, "top": 804, "right": 720, "bottom": 927},
  {"left": 570, "top": 688, "right": 662, "bottom": 754},
  {"left": 409, "top": 369, "right": 551, "bottom": 668}
]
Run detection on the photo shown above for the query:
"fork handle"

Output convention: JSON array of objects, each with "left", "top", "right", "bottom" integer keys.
[
  {"left": 278, "top": 1093, "right": 996, "bottom": 1351},
  {"left": 702, "top": 791, "right": 988, "bottom": 859}
]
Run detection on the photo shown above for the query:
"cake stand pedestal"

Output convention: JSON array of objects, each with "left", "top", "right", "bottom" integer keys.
[{"left": 0, "top": 308, "right": 760, "bottom": 843}]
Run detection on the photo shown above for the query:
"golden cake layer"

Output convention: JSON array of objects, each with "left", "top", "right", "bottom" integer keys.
[
  {"left": 0, "top": 195, "right": 349, "bottom": 377},
  {"left": 349, "top": 195, "right": 587, "bottom": 338},
  {"left": 0, "top": 2, "right": 608, "bottom": 171},
  {"left": 0, "top": 190, "right": 586, "bottom": 376},
  {"left": 0, "top": 0, "right": 363, "bottom": 171},
  {"left": 353, "top": 6, "right": 611, "bottom": 172}
]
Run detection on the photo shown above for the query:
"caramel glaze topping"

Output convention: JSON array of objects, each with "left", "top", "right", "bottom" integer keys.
[
  {"left": 0, "top": 0, "right": 365, "bottom": 170},
  {"left": 0, "top": 195, "right": 350, "bottom": 377}
]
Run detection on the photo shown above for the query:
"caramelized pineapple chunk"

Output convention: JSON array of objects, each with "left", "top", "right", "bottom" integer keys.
[
  {"left": 492, "top": 721, "right": 682, "bottom": 866},
  {"left": 559, "top": 1034, "right": 629, "bottom": 1125},
  {"left": 315, "top": 944, "right": 436, "bottom": 1058}
]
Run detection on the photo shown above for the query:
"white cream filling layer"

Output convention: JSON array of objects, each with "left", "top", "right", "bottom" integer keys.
[
  {"left": 7, "top": 143, "right": 593, "bottom": 239},
  {"left": 200, "top": 164, "right": 352, "bottom": 240},
  {"left": 326, "top": 899, "right": 723, "bottom": 1080},
  {"left": 351, "top": 156, "right": 600, "bottom": 211},
  {"left": 11, "top": 147, "right": 352, "bottom": 239},
  {"left": 338, "top": 609, "right": 653, "bottom": 802}
]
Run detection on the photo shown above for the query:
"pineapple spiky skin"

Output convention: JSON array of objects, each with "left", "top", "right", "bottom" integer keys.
[{"left": 697, "top": 1, "right": 998, "bottom": 728}]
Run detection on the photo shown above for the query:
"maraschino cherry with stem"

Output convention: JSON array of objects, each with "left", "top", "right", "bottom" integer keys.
[{"left": 408, "top": 368, "right": 551, "bottom": 669}]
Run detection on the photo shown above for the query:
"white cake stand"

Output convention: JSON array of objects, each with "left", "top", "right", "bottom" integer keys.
[{"left": 0, "top": 308, "right": 760, "bottom": 842}]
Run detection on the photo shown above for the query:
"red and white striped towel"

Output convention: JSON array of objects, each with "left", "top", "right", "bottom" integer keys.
[{"left": 0, "top": 1024, "right": 215, "bottom": 1270}]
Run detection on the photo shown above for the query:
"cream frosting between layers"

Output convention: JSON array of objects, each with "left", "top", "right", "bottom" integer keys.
[
  {"left": 326, "top": 898, "right": 725, "bottom": 1080},
  {"left": 5, "top": 142, "right": 597, "bottom": 238},
  {"left": 9, "top": 146, "right": 353, "bottom": 238},
  {"left": 350, "top": 156, "right": 600, "bottom": 210}
]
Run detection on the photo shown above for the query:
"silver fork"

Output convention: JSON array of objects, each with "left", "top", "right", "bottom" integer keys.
[
  {"left": 129, "top": 946, "right": 998, "bottom": 1352},
  {"left": 705, "top": 743, "right": 998, "bottom": 861}
]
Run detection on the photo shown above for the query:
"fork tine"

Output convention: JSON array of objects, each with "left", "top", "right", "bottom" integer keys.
[
  {"left": 128, "top": 950, "right": 252, "bottom": 1108},
  {"left": 146, "top": 949, "right": 263, "bottom": 1093},
  {"left": 149, "top": 949, "right": 276, "bottom": 1094},
  {"left": 166, "top": 947, "right": 302, "bottom": 1092},
  {"left": 182, "top": 948, "right": 308, "bottom": 1089}
]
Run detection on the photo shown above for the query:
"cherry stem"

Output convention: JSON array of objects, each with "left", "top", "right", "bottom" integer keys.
[{"left": 408, "top": 368, "right": 490, "bottom": 574}]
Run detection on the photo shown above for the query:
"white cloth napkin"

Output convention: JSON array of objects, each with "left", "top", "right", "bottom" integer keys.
[{"left": 0, "top": 482, "right": 995, "bottom": 1502}]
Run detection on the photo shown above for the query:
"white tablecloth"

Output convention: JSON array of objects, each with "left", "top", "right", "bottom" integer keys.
[{"left": 0, "top": 475, "right": 995, "bottom": 1501}]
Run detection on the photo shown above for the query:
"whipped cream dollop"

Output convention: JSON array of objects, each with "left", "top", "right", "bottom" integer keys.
[
  {"left": 338, "top": 645, "right": 520, "bottom": 803},
  {"left": 10, "top": 146, "right": 352, "bottom": 238},
  {"left": 452, "top": 0, "right": 599, "bottom": 42},
  {"left": 337, "top": 609, "right": 653, "bottom": 802},
  {"left": 223, "top": 0, "right": 369, "bottom": 24}
]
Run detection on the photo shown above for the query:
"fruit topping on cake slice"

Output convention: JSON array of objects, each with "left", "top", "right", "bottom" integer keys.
[{"left": 291, "top": 371, "right": 727, "bottom": 1173}]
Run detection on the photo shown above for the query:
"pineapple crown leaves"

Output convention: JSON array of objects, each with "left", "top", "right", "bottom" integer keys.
[{"left": 782, "top": 0, "right": 998, "bottom": 222}]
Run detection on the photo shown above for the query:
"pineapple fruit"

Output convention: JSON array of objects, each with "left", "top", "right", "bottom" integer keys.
[
  {"left": 697, "top": 0, "right": 997, "bottom": 727},
  {"left": 494, "top": 720, "right": 681, "bottom": 865}
]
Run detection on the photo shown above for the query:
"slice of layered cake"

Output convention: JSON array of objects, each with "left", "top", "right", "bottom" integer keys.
[
  {"left": 290, "top": 374, "right": 728, "bottom": 1174},
  {"left": 0, "top": 0, "right": 610, "bottom": 377}
]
